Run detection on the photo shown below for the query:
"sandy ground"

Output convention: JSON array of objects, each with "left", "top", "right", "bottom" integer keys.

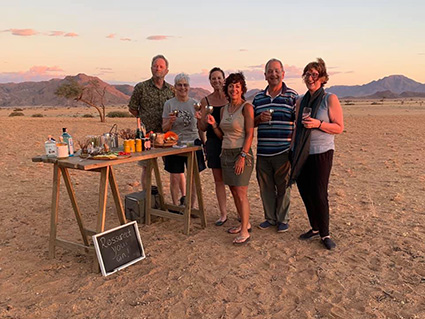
[{"left": 0, "top": 101, "right": 424, "bottom": 319}]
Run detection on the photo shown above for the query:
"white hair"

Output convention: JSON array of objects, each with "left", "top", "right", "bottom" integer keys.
[
  {"left": 265, "top": 58, "right": 284, "bottom": 72},
  {"left": 174, "top": 73, "right": 190, "bottom": 85}
]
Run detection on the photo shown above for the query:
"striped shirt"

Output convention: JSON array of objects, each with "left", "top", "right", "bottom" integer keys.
[{"left": 253, "top": 83, "right": 298, "bottom": 156}]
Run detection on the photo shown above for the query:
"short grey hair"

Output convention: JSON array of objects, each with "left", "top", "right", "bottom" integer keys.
[
  {"left": 265, "top": 58, "right": 284, "bottom": 72},
  {"left": 174, "top": 73, "right": 190, "bottom": 85},
  {"left": 151, "top": 54, "right": 169, "bottom": 68}
]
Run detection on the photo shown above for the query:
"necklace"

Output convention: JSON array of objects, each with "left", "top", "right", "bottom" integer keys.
[{"left": 228, "top": 101, "right": 244, "bottom": 118}]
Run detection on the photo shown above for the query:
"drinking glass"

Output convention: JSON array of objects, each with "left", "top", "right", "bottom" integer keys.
[
  {"left": 268, "top": 109, "right": 274, "bottom": 125},
  {"left": 193, "top": 102, "right": 201, "bottom": 111},
  {"left": 302, "top": 107, "right": 312, "bottom": 119},
  {"left": 206, "top": 105, "right": 214, "bottom": 114}
]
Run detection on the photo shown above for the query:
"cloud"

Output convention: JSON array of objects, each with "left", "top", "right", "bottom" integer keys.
[
  {"left": 4, "top": 29, "right": 78, "bottom": 37},
  {"left": 239, "top": 49, "right": 248, "bottom": 52},
  {"left": 0, "top": 65, "right": 65, "bottom": 83},
  {"left": 94, "top": 67, "right": 114, "bottom": 76},
  {"left": 146, "top": 35, "right": 173, "bottom": 41},
  {"left": 5, "top": 29, "right": 38, "bottom": 36},
  {"left": 120, "top": 37, "right": 132, "bottom": 41},
  {"left": 49, "top": 31, "right": 65, "bottom": 37},
  {"left": 248, "top": 64, "right": 264, "bottom": 69},
  {"left": 64, "top": 32, "right": 78, "bottom": 37},
  {"left": 106, "top": 33, "right": 116, "bottom": 39}
]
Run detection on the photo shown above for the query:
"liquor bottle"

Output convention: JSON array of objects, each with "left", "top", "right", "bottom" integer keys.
[
  {"left": 45, "top": 135, "right": 57, "bottom": 157},
  {"left": 136, "top": 118, "right": 143, "bottom": 139},
  {"left": 61, "top": 128, "right": 74, "bottom": 156}
]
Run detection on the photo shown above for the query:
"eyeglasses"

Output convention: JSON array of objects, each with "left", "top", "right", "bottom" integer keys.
[
  {"left": 176, "top": 83, "right": 189, "bottom": 88},
  {"left": 304, "top": 72, "right": 320, "bottom": 80}
]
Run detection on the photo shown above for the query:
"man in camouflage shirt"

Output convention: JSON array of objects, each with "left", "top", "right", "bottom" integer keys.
[
  {"left": 128, "top": 54, "right": 174, "bottom": 189},
  {"left": 129, "top": 54, "right": 175, "bottom": 132}
]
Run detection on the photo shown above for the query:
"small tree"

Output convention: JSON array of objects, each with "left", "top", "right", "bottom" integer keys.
[{"left": 55, "top": 79, "right": 107, "bottom": 122}]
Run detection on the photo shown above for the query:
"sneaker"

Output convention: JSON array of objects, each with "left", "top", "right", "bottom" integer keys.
[
  {"left": 179, "top": 196, "right": 186, "bottom": 206},
  {"left": 299, "top": 229, "right": 320, "bottom": 240},
  {"left": 258, "top": 220, "right": 275, "bottom": 230},
  {"left": 277, "top": 223, "right": 289, "bottom": 233},
  {"left": 321, "top": 237, "right": 336, "bottom": 250}
]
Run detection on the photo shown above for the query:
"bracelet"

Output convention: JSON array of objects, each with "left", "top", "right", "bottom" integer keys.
[{"left": 318, "top": 120, "right": 323, "bottom": 129}]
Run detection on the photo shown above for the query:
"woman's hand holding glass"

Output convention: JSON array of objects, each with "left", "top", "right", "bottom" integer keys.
[
  {"left": 206, "top": 114, "right": 217, "bottom": 127},
  {"left": 302, "top": 116, "right": 322, "bottom": 129}
]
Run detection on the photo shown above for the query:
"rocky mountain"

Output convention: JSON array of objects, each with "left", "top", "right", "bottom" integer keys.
[
  {"left": 112, "top": 84, "right": 134, "bottom": 97},
  {"left": 246, "top": 89, "right": 261, "bottom": 101},
  {"left": 0, "top": 74, "right": 211, "bottom": 107},
  {"left": 327, "top": 75, "right": 425, "bottom": 98},
  {"left": 0, "top": 74, "right": 130, "bottom": 107}
]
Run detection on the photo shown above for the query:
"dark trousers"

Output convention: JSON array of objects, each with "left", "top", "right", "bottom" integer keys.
[{"left": 296, "top": 150, "right": 334, "bottom": 237}]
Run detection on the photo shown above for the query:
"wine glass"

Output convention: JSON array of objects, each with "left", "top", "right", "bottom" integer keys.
[
  {"left": 268, "top": 109, "right": 274, "bottom": 125},
  {"left": 193, "top": 102, "right": 201, "bottom": 111},
  {"left": 302, "top": 107, "right": 312, "bottom": 119},
  {"left": 206, "top": 105, "right": 214, "bottom": 114}
]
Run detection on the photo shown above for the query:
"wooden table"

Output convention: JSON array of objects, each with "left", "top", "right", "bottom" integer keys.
[{"left": 32, "top": 146, "right": 206, "bottom": 267}]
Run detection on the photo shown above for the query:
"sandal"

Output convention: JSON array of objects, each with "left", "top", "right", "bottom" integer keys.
[
  {"left": 233, "top": 235, "right": 250, "bottom": 245},
  {"left": 215, "top": 218, "right": 228, "bottom": 226},
  {"left": 227, "top": 226, "right": 252, "bottom": 234}
]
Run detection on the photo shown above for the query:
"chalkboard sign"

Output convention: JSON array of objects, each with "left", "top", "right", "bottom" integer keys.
[{"left": 92, "top": 221, "right": 145, "bottom": 276}]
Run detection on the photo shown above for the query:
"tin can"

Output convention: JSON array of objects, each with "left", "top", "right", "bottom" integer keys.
[
  {"left": 129, "top": 139, "right": 135, "bottom": 153},
  {"left": 135, "top": 139, "right": 142, "bottom": 152},
  {"left": 56, "top": 143, "right": 69, "bottom": 159},
  {"left": 123, "top": 140, "right": 131, "bottom": 153}
]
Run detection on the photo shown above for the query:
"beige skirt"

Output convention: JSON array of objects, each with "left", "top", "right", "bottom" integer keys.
[{"left": 220, "top": 148, "right": 254, "bottom": 186}]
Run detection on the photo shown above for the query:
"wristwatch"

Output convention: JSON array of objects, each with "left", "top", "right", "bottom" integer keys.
[{"left": 240, "top": 151, "right": 247, "bottom": 158}]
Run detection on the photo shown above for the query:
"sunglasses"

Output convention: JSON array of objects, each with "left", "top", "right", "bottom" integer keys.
[{"left": 304, "top": 72, "right": 320, "bottom": 80}]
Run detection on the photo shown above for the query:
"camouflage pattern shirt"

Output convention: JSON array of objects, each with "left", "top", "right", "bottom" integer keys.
[{"left": 128, "top": 78, "right": 175, "bottom": 133}]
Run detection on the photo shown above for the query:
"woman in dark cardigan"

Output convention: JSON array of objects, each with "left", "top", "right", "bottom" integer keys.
[{"left": 290, "top": 58, "right": 344, "bottom": 250}]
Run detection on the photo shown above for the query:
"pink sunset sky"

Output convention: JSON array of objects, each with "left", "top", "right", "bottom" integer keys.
[{"left": 1, "top": 0, "right": 424, "bottom": 93}]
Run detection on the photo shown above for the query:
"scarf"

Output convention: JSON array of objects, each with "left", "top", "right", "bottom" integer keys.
[{"left": 289, "top": 87, "right": 325, "bottom": 185}]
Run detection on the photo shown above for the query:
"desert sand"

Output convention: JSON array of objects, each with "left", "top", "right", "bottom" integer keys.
[{"left": 0, "top": 100, "right": 424, "bottom": 319}]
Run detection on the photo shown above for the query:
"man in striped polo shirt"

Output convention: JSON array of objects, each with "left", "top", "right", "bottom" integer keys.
[{"left": 253, "top": 58, "right": 298, "bottom": 232}]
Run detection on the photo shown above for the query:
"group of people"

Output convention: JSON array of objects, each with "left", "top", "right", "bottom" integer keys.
[{"left": 128, "top": 54, "right": 344, "bottom": 250}]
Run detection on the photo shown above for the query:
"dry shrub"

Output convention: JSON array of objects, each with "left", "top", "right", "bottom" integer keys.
[
  {"left": 107, "top": 111, "right": 132, "bottom": 118},
  {"left": 9, "top": 111, "right": 25, "bottom": 117}
]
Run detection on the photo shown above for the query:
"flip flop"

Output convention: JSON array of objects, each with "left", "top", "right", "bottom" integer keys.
[
  {"left": 233, "top": 235, "right": 250, "bottom": 245},
  {"left": 227, "top": 226, "right": 252, "bottom": 234},
  {"left": 215, "top": 218, "right": 228, "bottom": 226}
]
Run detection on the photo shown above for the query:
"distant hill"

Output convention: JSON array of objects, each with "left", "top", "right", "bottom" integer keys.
[
  {"left": 0, "top": 74, "right": 211, "bottom": 107},
  {"left": 246, "top": 89, "right": 261, "bottom": 101},
  {"left": 328, "top": 75, "right": 425, "bottom": 98},
  {"left": 112, "top": 84, "right": 134, "bottom": 96},
  {"left": 0, "top": 74, "right": 130, "bottom": 107}
]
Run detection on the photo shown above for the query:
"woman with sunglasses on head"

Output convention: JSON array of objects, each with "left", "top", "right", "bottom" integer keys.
[
  {"left": 290, "top": 58, "right": 344, "bottom": 250},
  {"left": 207, "top": 72, "right": 254, "bottom": 245},
  {"left": 196, "top": 67, "right": 229, "bottom": 226}
]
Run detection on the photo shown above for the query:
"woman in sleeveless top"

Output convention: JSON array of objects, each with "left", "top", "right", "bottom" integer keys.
[
  {"left": 196, "top": 68, "right": 229, "bottom": 226},
  {"left": 292, "top": 58, "right": 344, "bottom": 250},
  {"left": 207, "top": 72, "right": 254, "bottom": 245}
]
